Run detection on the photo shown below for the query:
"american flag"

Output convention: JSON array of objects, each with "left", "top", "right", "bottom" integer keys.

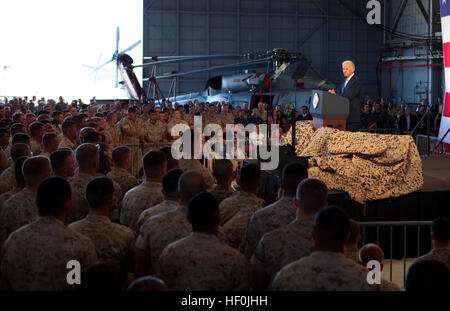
[{"left": 439, "top": 0, "right": 450, "bottom": 152}]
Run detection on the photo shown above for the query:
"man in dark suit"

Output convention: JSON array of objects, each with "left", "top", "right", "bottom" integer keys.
[
  {"left": 296, "top": 105, "right": 313, "bottom": 121},
  {"left": 398, "top": 106, "right": 419, "bottom": 136},
  {"left": 329, "top": 61, "right": 362, "bottom": 131}
]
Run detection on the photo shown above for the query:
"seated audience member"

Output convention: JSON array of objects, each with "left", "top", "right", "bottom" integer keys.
[
  {"left": 28, "top": 122, "right": 45, "bottom": 155},
  {"left": 158, "top": 192, "right": 251, "bottom": 290},
  {"left": 296, "top": 106, "right": 313, "bottom": 121},
  {"left": 405, "top": 259, "right": 450, "bottom": 291},
  {"left": 376, "top": 104, "right": 395, "bottom": 129},
  {"left": 69, "top": 177, "right": 135, "bottom": 287},
  {"left": 127, "top": 276, "right": 167, "bottom": 291},
  {"left": 0, "top": 144, "right": 31, "bottom": 193},
  {"left": 12, "top": 133, "right": 31, "bottom": 148},
  {"left": 82, "top": 131, "right": 101, "bottom": 144},
  {"left": 398, "top": 106, "right": 418, "bottom": 135},
  {"left": 107, "top": 146, "right": 138, "bottom": 194},
  {"left": 359, "top": 243, "right": 401, "bottom": 291},
  {"left": 50, "top": 148, "right": 75, "bottom": 180},
  {"left": 68, "top": 144, "right": 100, "bottom": 223},
  {"left": 270, "top": 206, "right": 373, "bottom": 291},
  {"left": 360, "top": 104, "right": 376, "bottom": 129},
  {"left": 120, "top": 150, "right": 165, "bottom": 232},
  {"left": 0, "top": 177, "right": 98, "bottom": 291},
  {"left": 0, "top": 157, "right": 51, "bottom": 241},
  {"left": 41, "top": 132, "right": 59, "bottom": 157},
  {"left": 253, "top": 178, "right": 327, "bottom": 289},
  {"left": 414, "top": 217, "right": 450, "bottom": 270},
  {"left": 244, "top": 162, "right": 308, "bottom": 258},
  {"left": 136, "top": 168, "right": 183, "bottom": 234},
  {"left": 160, "top": 146, "right": 180, "bottom": 171},
  {"left": 344, "top": 219, "right": 361, "bottom": 262},
  {"left": 59, "top": 120, "right": 78, "bottom": 149},
  {"left": 134, "top": 170, "right": 206, "bottom": 277},
  {"left": 210, "top": 159, "right": 235, "bottom": 204},
  {"left": 218, "top": 163, "right": 264, "bottom": 226}
]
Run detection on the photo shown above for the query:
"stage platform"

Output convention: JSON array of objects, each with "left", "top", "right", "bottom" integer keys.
[{"left": 326, "top": 155, "right": 450, "bottom": 258}]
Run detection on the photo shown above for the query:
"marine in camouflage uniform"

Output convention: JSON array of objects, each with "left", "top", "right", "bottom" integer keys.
[
  {"left": 243, "top": 195, "right": 297, "bottom": 258},
  {"left": 0, "top": 188, "right": 38, "bottom": 244},
  {"left": 120, "top": 116, "right": 143, "bottom": 177},
  {"left": 344, "top": 247, "right": 360, "bottom": 262},
  {"left": 136, "top": 199, "right": 179, "bottom": 235},
  {"left": 104, "top": 123, "right": 122, "bottom": 146},
  {"left": 0, "top": 165, "right": 15, "bottom": 193},
  {"left": 0, "top": 216, "right": 98, "bottom": 291},
  {"left": 143, "top": 119, "right": 167, "bottom": 154},
  {"left": 210, "top": 185, "right": 235, "bottom": 204},
  {"left": 270, "top": 251, "right": 374, "bottom": 291},
  {"left": 179, "top": 159, "right": 215, "bottom": 190},
  {"left": 252, "top": 219, "right": 314, "bottom": 284},
  {"left": 158, "top": 232, "right": 252, "bottom": 290},
  {"left": 120, "top": 181, "right": 164, "bottom": 232},
  {"left": 68, "top": 214, "right": 135, "bottom": 282},
  {"left": 107, "top": 166, "right": 139, "bottom": 195},
  {"left": 58, "top": 136, "right": 77, "bottom": 150},
  {"left": 30, "top": 139, "right": 43, "bottom": 156},
  {"left": 218, "top": 191, "right": 264, "bottom": 225},
  {"left": 68, "top": 172, "right": 95, "bottom": 224},
  {"left": 414, "top": 247, "right": 450, "bottom": 270}
]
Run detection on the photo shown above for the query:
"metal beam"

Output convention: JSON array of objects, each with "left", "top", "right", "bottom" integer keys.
[
  {"left": 414, "top": 0, "right": 429, "bottom": 23},
  {"left": 297, "top": 20, "right": 326, "bottom": 49},
  {"left": 391, "top": 0, "right": 409, "bottom": 39}
]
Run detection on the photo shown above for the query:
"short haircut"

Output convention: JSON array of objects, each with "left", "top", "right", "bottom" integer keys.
[
  {"left": 86, "top": 177, "right": 114, "bottom": 209},
  {"left": 142, "top": 150, "right": 166, "bottom": 178},
  {"left": 11, "top": 143, "right": 30, "bottom": 161},
  {"left": 347, "top": 219, "right": 361, "bottom": 245},
  {"left": 112, "top": 146, "right": 130, "bottom": 166},
  {"left": 178, "top": 170, "right": 206, "bottom": 202},
  {"left": 296, "top": 178, "right": 328, "bottom": 214},
  {"left": 405, "top": 259, "right": 450, "bottom": 291},
  {"left": 431, "top": 218, "right": 450, "bottom": 242},
  {"left": 128, "top": 106, "right": 137, "bottom": 114},
  {"left": 12, "top": 133, "right": 31, "bottom": 145},
  {"left": 159, "top": 146, "right": 179, "bottom": 171},
  {"left": 75, "top": 143, "right": 99, "bottom": 169},
  {"left": 162, "top": 168, "right": 183, "bottom": 194},
  {"left": 238, "top": 163, "right": 261, "bottom": 188},
  {"left": 43, "top": 132, "right": 58, "bottom": 146},
  {"left": 29, "top": 121, "right": 44, "bottom": 133},
  {"left": 14, "top": 156, "right": 28, "bottom": 184},
  {"left": 50, "top": 148, "right": 73, "bottom": 173},
  {"left": 127, "top": 276, "right": 167, "bottom": 291},
  {"left": 36, "top": 176, "right": 72, "bottom": 216},
  {"left": 62, "top": 120, "right": 76, "bottom": 133},
  {"left": 22, "top": 156, "right": 51, "bottom": 187},
  {"left": 213, "top": 159, "right": 233, "bottom": 182},
  {"left": 281, "top": 162, "right": 308, "bottom": 195},
  {"left": 188, "top": 192, "right": 219, "bottom": 230},
  {"left": 10, "top": 123, "right": 26, "bottom": 136},
  {"left": 98, "top": 150, "right": 111, "bottom": 175},
  {"left": 314, "top": 206, "right": 350, "bottom": 248},
  {"left": 359, "top": 243, "right": 384, "bottom": 266},
  {"left": 82, "top": 131, "right": 100, "bottom": 143}
]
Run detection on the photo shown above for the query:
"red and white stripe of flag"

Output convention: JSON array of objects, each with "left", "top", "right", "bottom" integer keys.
[{"left": 439, "top": 3, "right": 450, "bottom": 152}]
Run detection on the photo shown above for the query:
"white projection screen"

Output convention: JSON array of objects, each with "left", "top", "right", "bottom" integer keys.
[{"left": 0, "top": 0, "right": 143, "bottom": 101}]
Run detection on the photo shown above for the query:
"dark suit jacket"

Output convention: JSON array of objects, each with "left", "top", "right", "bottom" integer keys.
[
  {"left": 338, "top": 74, "right": 362, "bottom": 124},
  {"left": 398, "top": 114, "right": 418, "bottom": 134},
  {"left": 296, "top": 113, "right": 313, "bottom": 121}
]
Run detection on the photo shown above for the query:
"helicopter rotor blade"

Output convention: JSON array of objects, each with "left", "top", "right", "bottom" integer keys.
[
  {"left": 116, "top": 26, "right": 120, "bottom": 54},
  {"left": 135, "top": 55, "right": 243, "bottom": 68},
  {"left": 94, "top": 59, "right": 113, "bottom": 71},
  {"left": 121, "top": 40, "right": 141, "bottom": 54},
  {"left": 115, "top": 62, "right": 119, "bottom": 88}
]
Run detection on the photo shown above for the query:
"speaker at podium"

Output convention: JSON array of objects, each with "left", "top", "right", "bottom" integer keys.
[{"left": 309, "top": 90, "right": 349, "bottom": 131}]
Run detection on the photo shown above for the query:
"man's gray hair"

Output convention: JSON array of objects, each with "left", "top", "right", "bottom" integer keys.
[{"left": 342, "top": 60, "right": 355, "bottom": 69}]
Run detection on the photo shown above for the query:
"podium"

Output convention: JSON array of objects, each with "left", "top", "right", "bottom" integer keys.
[{"left": 309, "top": 90, "right": 349, "bottom": 131}]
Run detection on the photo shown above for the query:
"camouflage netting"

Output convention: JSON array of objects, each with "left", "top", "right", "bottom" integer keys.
[{"left": 281, "top": 122, "right": 424, "bottom": 204}]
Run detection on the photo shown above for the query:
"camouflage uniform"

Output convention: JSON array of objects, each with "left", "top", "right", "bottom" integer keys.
[
  {"left": 107, "top": 166, "right": 139, "bottom": 194},
  {"left": 252, "top": 220, "right": 314, "bottom": 283},
  {"left": 222, "top": 203, "right": 263, "bottom": 249},
  {"left": 40, "top": 150, "right": 51, "bottom": 158},
  {"left": 414, "top": 247, "right": 450, "bottom": 270},
  {"left": 218, "top": 191, "right": 264, "bottom": 225},
  {"left": 184, "top": 113, "right": 195, "bottom": 127},
  {"left": 121, "top": 117, "right": 142, "bottom": 177},
  {"left": 52, "top": 124, "right": 62, "bottom": 135},
  {"left": 143, "top": 120, "right": 167, "bottom": 153},
  {"left": 58, "top": 136, "right": 77, "bottom": 149},
  {"left": 68, "top": 214, "right": 135, "bottom": 279},
  {"left": 0, "top": 187, "right": 21, "bottom": 209},
  {"left": 179, "top": 159, "right": 215, "bottom": 190},
  {"left": 30, "top": 139, "right": 43, "bottom": 156},
  {"left": 136, "top": 199, "right": 179, "bottom": 235},
  {"left": 210, "top": 185, "right": 235, "bottom": 204},
  {"left": 136, "top": 206, "right": 192, "bottom": 275},
  {"left": 220, "top": 113, "right": 235, "bottom": 128},
  {"left": 120, "top": 181, "right": 164, "bottom": 232},
  {"left": 206, "top": 112, "right": 219, "bottom": 126},
  {"left": 104, "top": 124, "right": 122, "bottom": 145},
  {"left": 270, "top": 251, "right": 373, "bottom": 291},
  {"left": 0, "top": 166, "right": 15, "bottom": 193},
  {"left": 158, "top": 232, "right": 252, "bottom": 291},
  {"left": 0, "top": 216, "right": 98, "bottom": 291},
  {"left": 68, "top": 172, "right": 94, "bottom": 224},
  {"left": 95, "top": 173, "right": 123, "bottom": 223},
  {"left": 344, "top": 247, "right": 360, "bottom": 262},
  {"left": 166, "top": 119, "right": 189, "bottom": 138},
  {"left": 243, "top": 196, "right": 296, "bottom": 257},
  {"left": 377, "top": 278, "right": 401, "bottom": 291},
  {"left": 0, "top": 188, "right": 38, "bottom": 244}
]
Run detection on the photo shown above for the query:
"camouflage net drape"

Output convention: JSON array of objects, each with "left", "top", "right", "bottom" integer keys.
[{"left": 281, "top": 121, "right": 424, "bottom": 204}]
